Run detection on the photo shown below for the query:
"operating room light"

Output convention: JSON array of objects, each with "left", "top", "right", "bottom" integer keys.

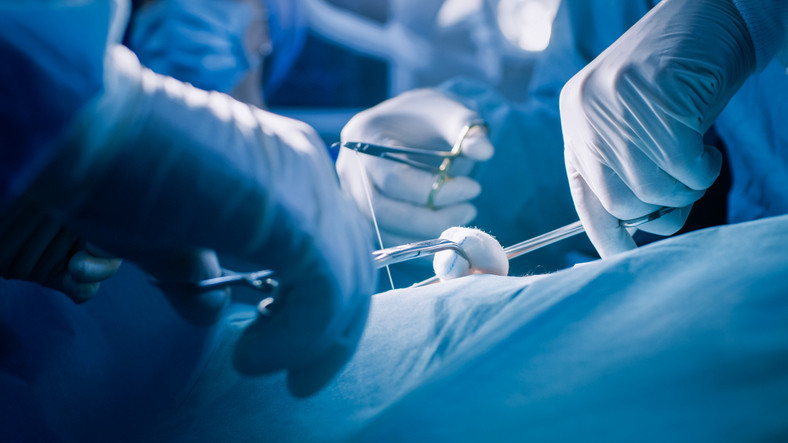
[{"left": 497, "top": 0, "right": 559, "bottom": 52}]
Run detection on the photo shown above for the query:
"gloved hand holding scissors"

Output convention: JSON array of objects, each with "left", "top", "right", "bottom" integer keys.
[
  {"left": 337, "top": 88, "right": 494, "bottom": 249},
  {"left": 559, "top": 0, "right": 785, "bottom": 258},
  {"left": 25, "top": 45, "right": 375, "bottom": 397}
]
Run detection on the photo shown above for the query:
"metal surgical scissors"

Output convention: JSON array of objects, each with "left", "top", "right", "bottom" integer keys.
[
  {"left": 333, "top": 120, "right": 488, "bottom": 210},
  {"left": 332, "top": 119, "right": 487, "bottom": 173},
  {"left": 333, "top": 141, "right": 463, "bottom": 172}
]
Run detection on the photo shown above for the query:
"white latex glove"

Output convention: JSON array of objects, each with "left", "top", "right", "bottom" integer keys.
[
  {"left": 560, "top": 0, "right": 757, "bottom": 258},
  {"left": 0, "top": 197, "right": 122, "bottom": 302},
  {"left": 337, "top": 88, "right": 494, "bottom": 249},
  {"left": 28, "top": 45, "right": 375, "bottom": 397}
]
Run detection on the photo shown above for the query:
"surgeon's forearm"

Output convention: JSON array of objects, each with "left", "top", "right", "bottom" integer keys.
[
  {"left": 732, "top": 0, "right": 788, "bottom": 69},
  {"left": 28, "top": 45, "right": 326, "bottom": 273}
]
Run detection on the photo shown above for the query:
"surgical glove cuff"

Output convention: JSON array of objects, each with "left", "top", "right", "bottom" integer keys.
[{"left": 732, "top": 0, "right": 788, "bottom": 70}]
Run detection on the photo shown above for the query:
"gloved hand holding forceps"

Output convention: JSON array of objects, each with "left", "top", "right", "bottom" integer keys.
[
  {"left": 336, "top": 88, "right": 495, "bottom": 250},
  {"left": 560, "top": 0, "right": 788, "bottom": 258}
]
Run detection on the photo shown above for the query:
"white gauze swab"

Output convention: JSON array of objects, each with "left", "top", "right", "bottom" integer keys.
[{"left": 433, "top": 227, "right": 509, "bottom": 281}]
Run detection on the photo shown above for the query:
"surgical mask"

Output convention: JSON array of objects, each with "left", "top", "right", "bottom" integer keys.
[{"left": 129, "top": 0, "right": 271, "bottom": 94}]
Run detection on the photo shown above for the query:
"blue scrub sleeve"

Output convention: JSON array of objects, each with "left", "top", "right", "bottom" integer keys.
[
  {"left": 0, "top": 1, "right": 127, "bottom": 205},
  {"left": 262, "top": 0, "right": 308, "bottom": 96},
  {"left": 732, "top": 0, "right": 788, "bottom": 70}
]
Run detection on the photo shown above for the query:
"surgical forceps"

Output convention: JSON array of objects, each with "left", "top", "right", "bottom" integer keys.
[
  {"left": 412, "top": 206, "right": 678, "bottom": 286},
  {"left": 186, "top": 238, "right": 471, "bottom": 311},
  {"left": 192, "top": 128, "right": 675, "bottom": 297},
  {"left": 333, "top": 120, "right": 488, "bottom": 209},
  {"left": 191, "top": 206, "right": 675, "bottom": 298},
  {"left": 333, "top": 120, "right": 487, "bottom": 172}
]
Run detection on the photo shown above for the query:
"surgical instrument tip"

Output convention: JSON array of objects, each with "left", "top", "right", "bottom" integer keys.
[
  {"left": 413, "top": 206, "right": 679, "bottom": 287},
  {"left": 373, "top": 238, "right": 469, "bottom": 268}
]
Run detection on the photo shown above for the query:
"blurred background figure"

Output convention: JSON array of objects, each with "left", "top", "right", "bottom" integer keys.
[
  {"left": 127, "top": 0, "right": 306, "bottom": 108},
  {"left": 281, "top": 0, "right": 561, "bottom": 141},
  {"left": 125, "top": 0, "right": 561, "bottom": 139},
  {"left": 300, "top": 0, "right": 561, "bottom": 98}
]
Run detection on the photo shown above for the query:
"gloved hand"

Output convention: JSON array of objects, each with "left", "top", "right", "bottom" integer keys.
[
  {"left": 0, "top": 196, "right": 122, "bottom": 303},
  {"left": 559, "top": 0, "right": 757, "bottom": 258},
  {"left": 28, "top": 45, "right": 376, "bottom": 397},
  {"left": 337, "top": 88, "right": 494, "bottom": 249}
]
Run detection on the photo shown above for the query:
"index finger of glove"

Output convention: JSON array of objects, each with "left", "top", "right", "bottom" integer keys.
[
  {"left": 616, "top": 73, "right": 724, "bottom": 192},
  {"left": 454, "top": 124, "right": 493, "bottom": 161},
  {"left": 68, "top": 250, "right": 123, "bottom": 283},
  {"left": 374, "top": 192, "right": 477, "bottom": 239},
  {"left": 566, "top": 158, "right": 636, "bottom": 259},
  {"left": 637, "top": 205, "right": 692, "bottom": 236},
  {"left": 342, "top": 89, "right": 491, "bottom": 161},
  {"left": 363, "top": 155, "right": 482, "bottom": 206}
]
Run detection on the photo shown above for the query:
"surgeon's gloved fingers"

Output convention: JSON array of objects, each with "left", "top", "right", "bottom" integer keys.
[
  {"left": 0, "top": 199, "right": 111, "bottom": 303},
  {"left": 615, "top": 135, "right": 723, "bottom": 202},
  {"left": 144, "top": 249, "right": 231, "bottom": 326},
  {"left": 427, "top": 176, "right": 481, "bottom": 208},
  {"left": 337, "top": 156, "right": 374, "bottom": 220},
  {"left": 61, "top": 276, "right": 101, "bottom": 304},
  {"left": 397, "top": 89, "right": 491, "bottom": 157},
  {"left": 616, "top": 74, "right": 725, "bottom": 192},
  {"left": 339, "top": 88, "right": 493, "bottom": 166},
  {"left": 286, "top": 299, "right": 369, "bottom": 398},
  {"left": 672, "top": 144, "right": 724, "bottom": 191},
  {"left": 374, "top": 194, "right": 477, "bottom": 239},
  {"left": 338, "top": 159, "right": 478, "bottom": 240},
  {"left": 1, "top": 216, "right": 92, "bottom": 302},
  {"left": 566, "top": 148, "right": 697, "bottom": 222},
  {"left": 56, "top": 241, "right": 121, "bottom": 303},
  {"left": 635, "top": 204, "right": 693, "bottom": 236},
  {"left": 567, "top": 162, "right": 636, "bottom": 259},
  {"left": 612, "top": 145, "right": 714, "bottom": 208},
  {"left": 454, "top": 125, "right": 494, "bottom": 162},
  {"left": 363, "top": 155, "right": 482, "bottom": 206},
  {"left": 67, "top": 249, "right": 123, "bottom": 283},
  {"left": 60, "top": 249, "right": 122, "bottom": 303}
]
